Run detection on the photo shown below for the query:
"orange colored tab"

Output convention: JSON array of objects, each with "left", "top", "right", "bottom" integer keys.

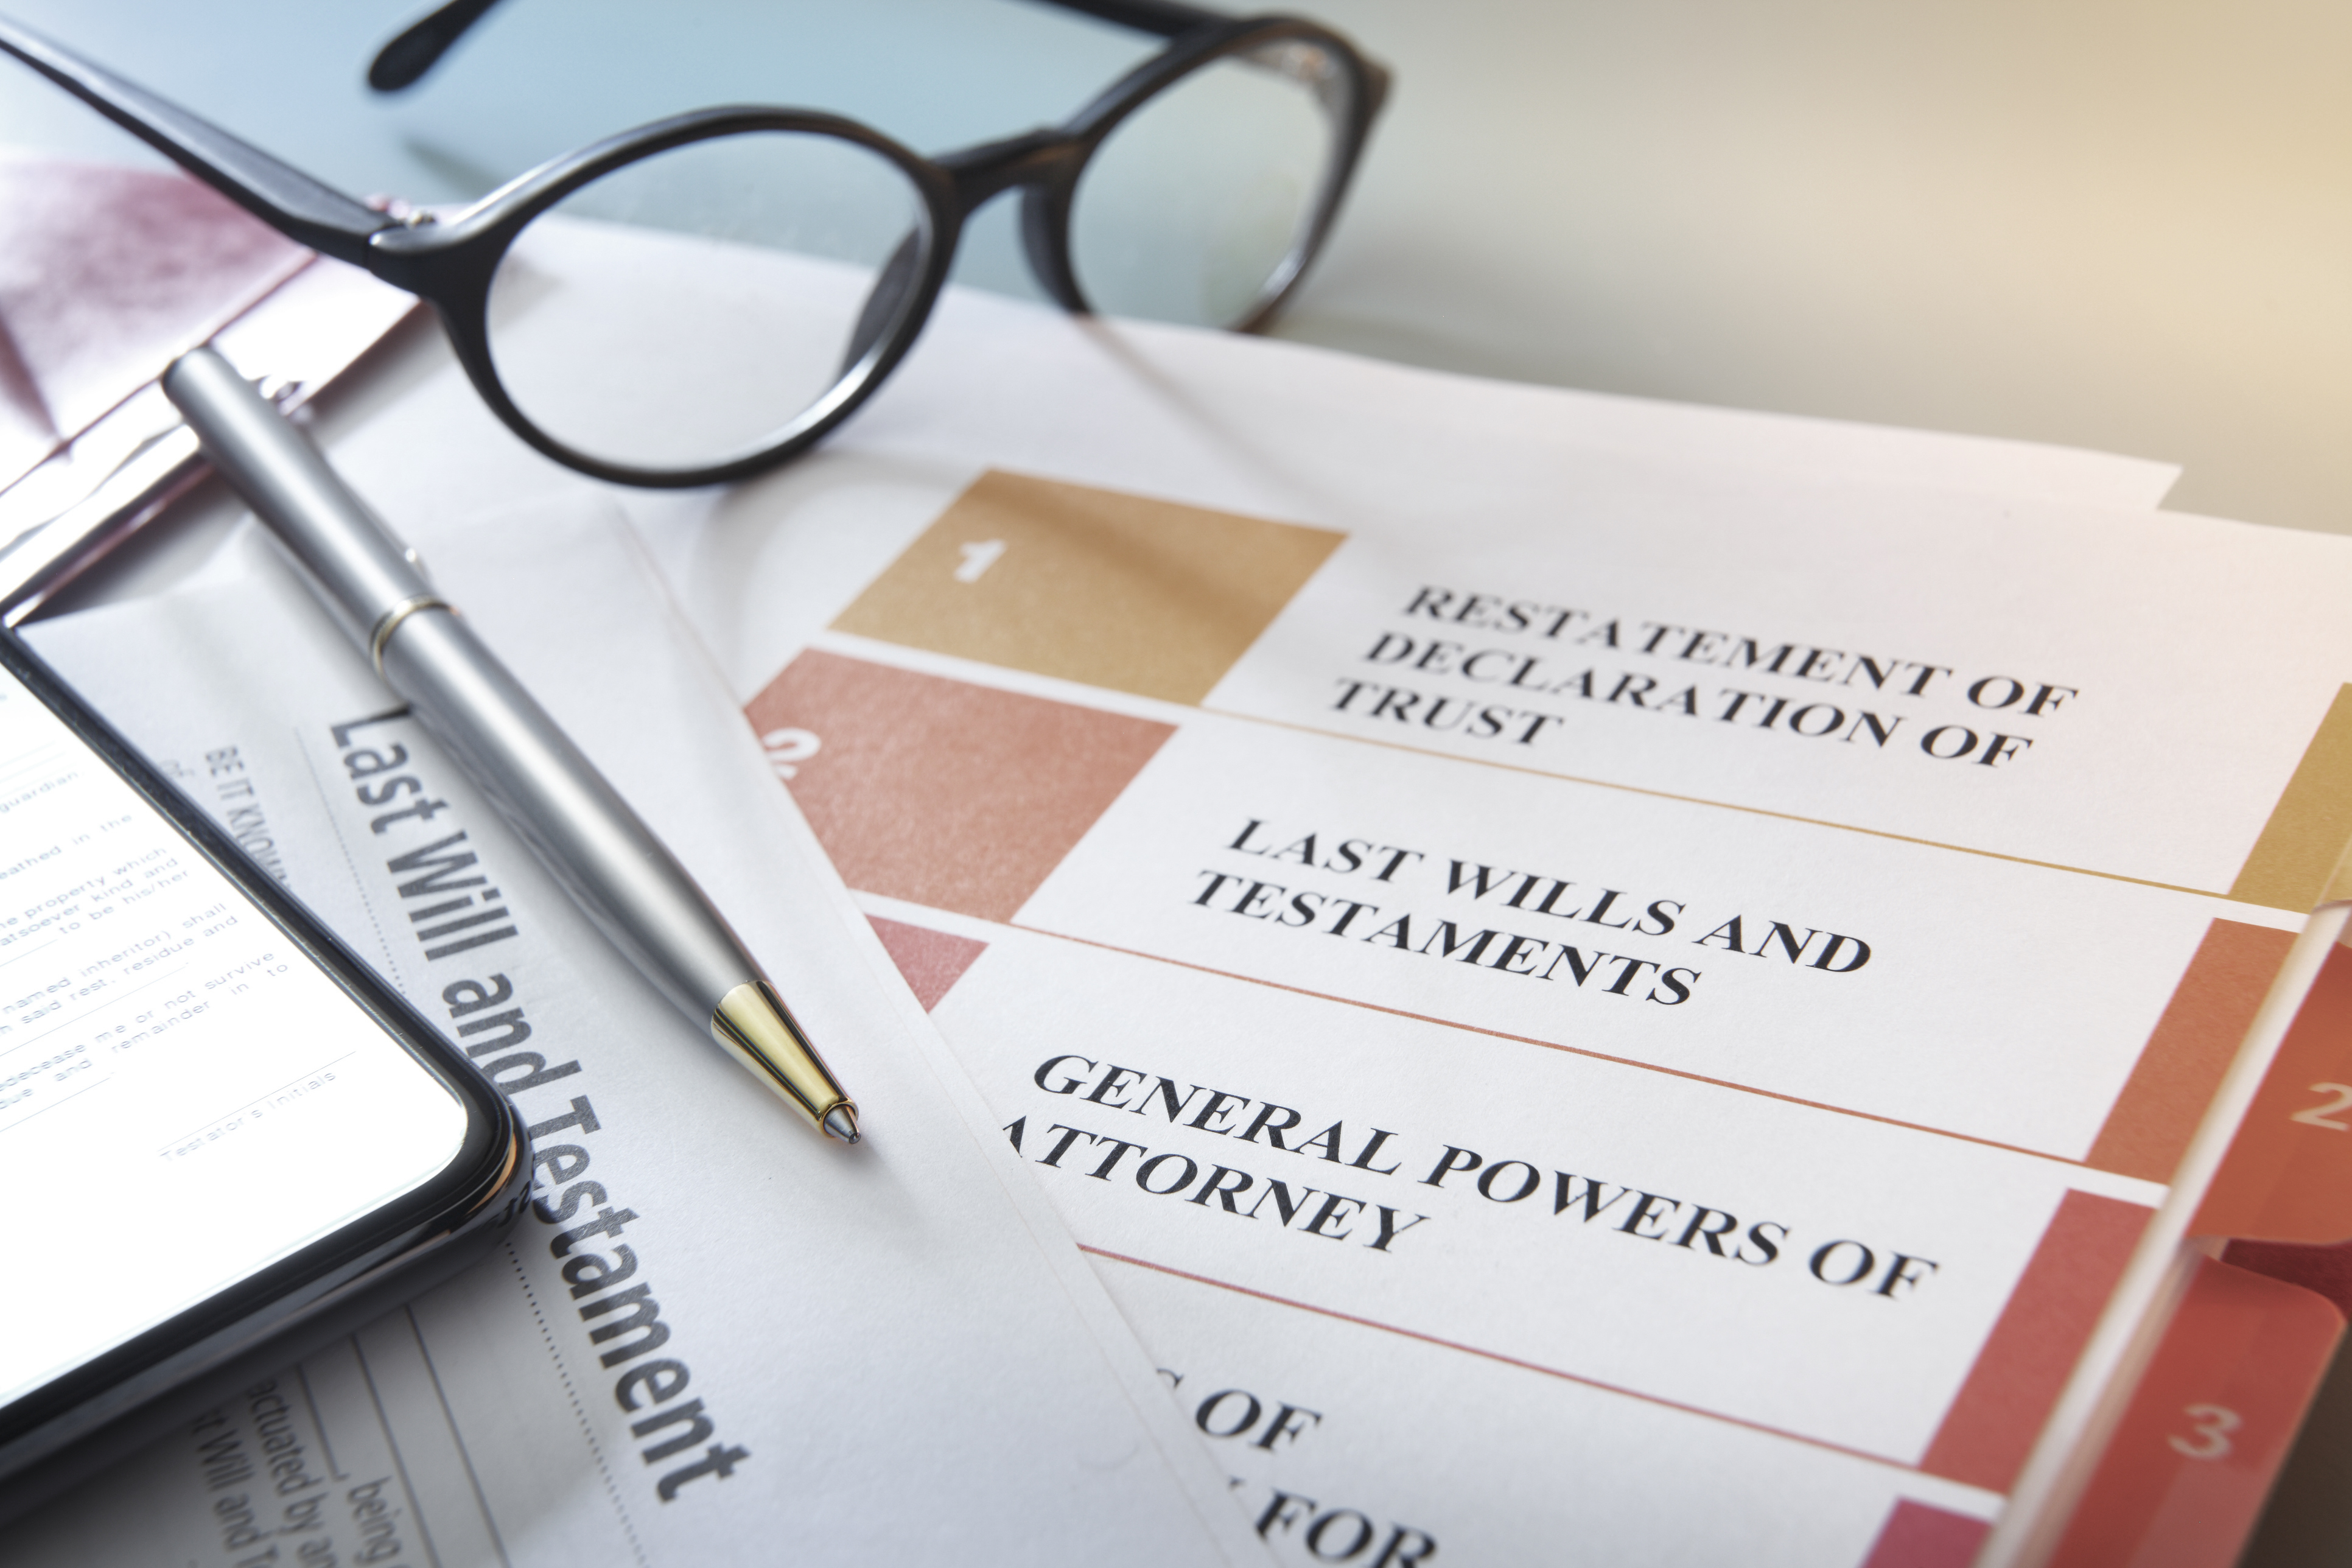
[
  {"left": 2193, "top": 942, "right": 2352, "bottom": 1242},
  {"left": 2087, "top": 920, "right": 2295, "bottom": 1183},
  {"left": 1922, "top": 1190, "right": 2153, "bottom": 1492},
  {"left": 2046, "top": 1257, "right": 2340, "bottom": 1568}
]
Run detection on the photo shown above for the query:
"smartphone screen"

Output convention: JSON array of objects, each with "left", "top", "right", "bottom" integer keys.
[{"left": 0, "top": 658, "right": 472, "bottom": 1412}]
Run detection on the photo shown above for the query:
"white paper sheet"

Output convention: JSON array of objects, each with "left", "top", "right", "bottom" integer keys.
[
  {"left": 87, "top": 491, "right": 2322, "bottom": 1566},
  {"left": 10, "top": 500, "right": 1270, "bottom": 1567},
  {"left": 379, "top": 268, "right": 2352, "bottom": 1566}
]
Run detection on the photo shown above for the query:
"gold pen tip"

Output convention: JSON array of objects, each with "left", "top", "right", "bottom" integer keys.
[{"left": 822, "top": 1104, "right": 861, "bottom": 1144}]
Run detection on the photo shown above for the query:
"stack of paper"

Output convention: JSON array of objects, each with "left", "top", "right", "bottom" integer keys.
[
  {"left": 634, "top": 296, "right": 2352, "bottom": 1566},
  {"left": 19, "top": 256, "right": 2352, "bottom": 1567},
  {"left": 0, "top": 154, "right": 306, "bottom": 489},
  {"left": 0, "top": 153, "right": 417, "bottom": 614}
]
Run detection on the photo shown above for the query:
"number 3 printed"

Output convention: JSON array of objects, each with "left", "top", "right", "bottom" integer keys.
[{"left": 2168, "top": 1403, "right": 2241, "bottom": 1460}]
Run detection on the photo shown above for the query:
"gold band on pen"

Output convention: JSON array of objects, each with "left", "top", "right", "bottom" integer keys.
[
  {"left": 710, "top": 979, "right": 856, "bottom": 1136},
  {"left": 368, "top": 593, "right": 450, "bottom": 674}
]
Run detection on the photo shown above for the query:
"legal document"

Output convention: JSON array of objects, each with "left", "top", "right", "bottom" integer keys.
[
  {"left": 737, "top": 458, "right": 2350, "bottom": 1563},
  {"left": 83, "top": 251, "right": 2284, "bottom": 1566},
  {"left": 536, "top": 281, "right": 2343, "bottom": 1564},
  {"left": 10, "top": 500, "right": 1269, "bottom": 1566}
]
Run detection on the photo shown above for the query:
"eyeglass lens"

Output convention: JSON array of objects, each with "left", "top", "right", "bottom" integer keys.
[
  {"left": 1068, "top": 40, "right": 1348, "bottom": 331},
  {"left": 484, "top": 128, "right": 930, "bottom": 475},
  {"left": 479, "top": 39, "right": 1353, "bottom": 477}
]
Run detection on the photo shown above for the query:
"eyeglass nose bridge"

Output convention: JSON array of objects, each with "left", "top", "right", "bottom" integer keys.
[
  {"left": 933, "top": 130, "right": 1095, "bottom": 317},
  {"left": 936, "top": 128, "right": 1085, "bottom": 206}
]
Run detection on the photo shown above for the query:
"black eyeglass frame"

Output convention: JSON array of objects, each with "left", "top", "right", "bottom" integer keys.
[{"left": 0, "top": 3, "right": 1388, "bottom": 490}]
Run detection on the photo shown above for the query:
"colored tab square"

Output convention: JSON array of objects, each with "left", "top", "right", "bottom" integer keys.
[
  {"left": 2048, "top": 1257, "right": 2341, "bottom": 1567},
  {"left": 831, "top": 469, "right": 1345, "bottom": 704},
  {"left": 1922, "top": 1189, "right": 2154, "bottom": 1493},
  {"left": 2194, "top": 942, "right": 2352, "bottom": 1243},
  {"left": 747, "top": 650, "right": 1173, "bottom": 922}
]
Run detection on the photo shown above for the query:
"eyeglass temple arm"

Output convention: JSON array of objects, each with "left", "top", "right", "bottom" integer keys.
[
  {"left": 0, "top": 15, "right": 389, "bottom": 267},
  {"left": 1065, "top": 1, "right": 1391, "bottom": 117},
  {"left": 366, "top": 0, "right": 1239, "bottom": 93},
  {"left": 367, "top": 0, "right": 500, "bottom": 93},
  {"left": 1031, "top": 0, "right": 1235, "bottom": 38}
]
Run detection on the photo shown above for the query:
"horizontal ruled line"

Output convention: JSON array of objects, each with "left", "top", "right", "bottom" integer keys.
[
  {"left": 808, "top": 634, "right": 2270, "bottom": 907},
  {"left": 1080, "top": 1244, "right": 1997, "bottom": 1496},
  {"left": 1203, "top": 705, "right": 2244, "bottom": 906},
  {"left": 1013, "top": 919, "right": 2148, "bottom": 1181}
]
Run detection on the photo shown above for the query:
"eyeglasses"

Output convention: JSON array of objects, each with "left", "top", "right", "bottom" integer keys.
[{"left": 0, "top": 2, "right": 1387, "bottom": 489}]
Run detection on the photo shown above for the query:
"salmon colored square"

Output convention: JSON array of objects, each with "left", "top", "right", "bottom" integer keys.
[
  {"left": 1922, "top": 1189, "right": 2154, "bottom": 1493},
  {"left": 747, "top": 650, "right": 1173, "bottom": 922},
  {"left": 2048, "top": 1258, "right": 2340, "bottom": 1568},
  {"left": 1861, "top": 1500, "right": 1990, "bottom": 1568},
  {"left": 2087, "top": 919, "right": 2295, "bottom": 1183},
  {"left": 2195, "top": 942, "right": 2352, "bottom": 1243},
  {"left": 867, "top": 915, "right": 988, "bottom": 1012}
]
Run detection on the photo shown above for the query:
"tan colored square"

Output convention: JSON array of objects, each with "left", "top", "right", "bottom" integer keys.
[
  {"left": 2231, "top": 684, "right": 2352, "bottom": 910},
  {"left": 831, "top": 469, "right": 1345, "bottom": 705}
]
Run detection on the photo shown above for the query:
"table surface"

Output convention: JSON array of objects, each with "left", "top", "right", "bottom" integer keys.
[{"left": 5, "top": 2, "right": 2348, "bottom": 1560}]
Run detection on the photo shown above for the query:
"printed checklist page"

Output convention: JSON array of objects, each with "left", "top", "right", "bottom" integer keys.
[
  {"left": 153, "top": 265, "right": 2293, "bottom": 1567},
  {"left": 715, "top": 455, "right": 2352, "bottom": 1564}
]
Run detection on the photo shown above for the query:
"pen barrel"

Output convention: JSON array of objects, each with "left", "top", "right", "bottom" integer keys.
[
  {"left": 163, "top": 345, "right": 741, "bottom": 1012},
  {"left": 163, "top": 346, "right": 853, "bottom": 1135},
  {"left": 160, "top": 349, "right": 429, "bottom": 648},
  {"left": 383, "top": 610, "right": 852, "bottom": 1131},
  {"left": 379, "top": 607, "right": 748, "bottom": 1019}
]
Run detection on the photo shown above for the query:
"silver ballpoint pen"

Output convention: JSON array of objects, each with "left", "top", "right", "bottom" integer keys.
[{"left": 161, "top": 346, "right": 859, "bottom": 1144}]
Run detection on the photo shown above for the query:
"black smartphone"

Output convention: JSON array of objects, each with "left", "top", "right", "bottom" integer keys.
[{"left": 0, "top": 629, "right": 527, "bottom": 1511}]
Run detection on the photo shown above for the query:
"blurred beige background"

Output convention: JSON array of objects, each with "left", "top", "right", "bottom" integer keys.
[{"left": 1283, "top": 1, "right": 2352, "bottom": 535}]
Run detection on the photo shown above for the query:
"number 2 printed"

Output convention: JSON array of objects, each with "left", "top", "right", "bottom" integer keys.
[
  {"left": 761, "top": 727, "right": 822, "bottom": 780},
  {"left": 2291, "top": 1082, "right": 2352, "bottom": 1132}
]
